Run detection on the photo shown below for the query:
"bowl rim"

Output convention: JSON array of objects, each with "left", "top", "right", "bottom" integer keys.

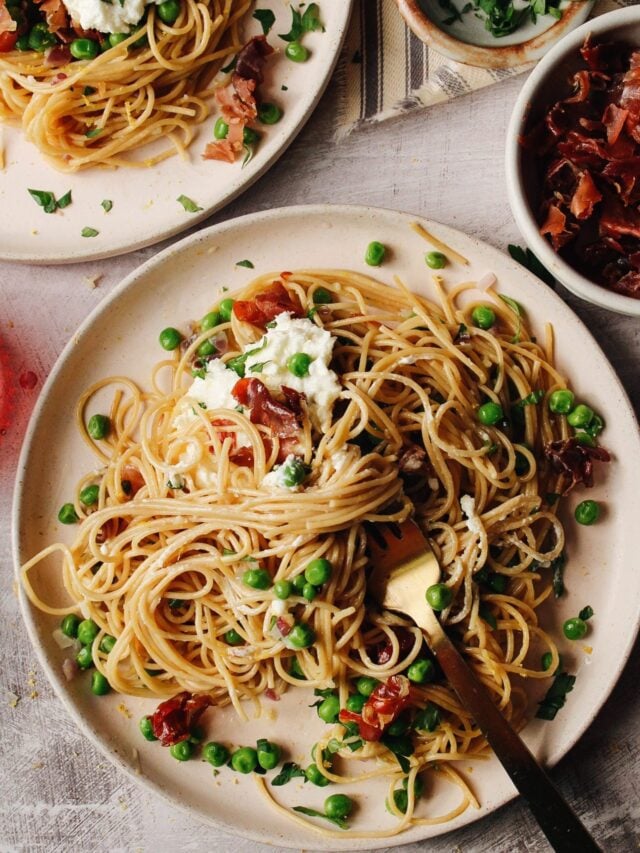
[
  {"left": 505, "top": 5, "right": 640, "bottom": 317},
  {"left": 395, "top": 0, "right": 595, "bottom": 69}
]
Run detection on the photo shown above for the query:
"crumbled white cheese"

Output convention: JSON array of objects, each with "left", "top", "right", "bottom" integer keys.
[
  {"left": 244, "top": 313, "right": 340, "bottom": 431},
  {"left": 262, "top": 454, "right": 302, "bottom": 491},
  {"left": 270, "top": 599, "right": 287, "bottom": 617},
  {"left": 61, "top": 0, "right": 161, "bottom": 34},
  {"left": 330, "top": 448, "right": 350, "bottom": 473},
  {"left": 461, "top": 494, "right": 484, "bottom": 537},
  {"left": 186, "top": 358, "right": 241, "bottom": 413}
]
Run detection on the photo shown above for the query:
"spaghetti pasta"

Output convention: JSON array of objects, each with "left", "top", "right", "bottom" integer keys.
[
  {"left": 0, "top": 0, "right": 251, "bottom": 169},
  {"left": 23, "top": 267, "right": 604, "bottom": 834}
]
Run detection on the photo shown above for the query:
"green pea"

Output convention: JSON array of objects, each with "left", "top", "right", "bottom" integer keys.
[
  {"left": 287, "top": 352, "right": 312, "bottom": 377},
  {"left": 100, "top": 634, "right": 116, "bottom": 654},
  {"left": 391, "top": 789, "right": 409, "bottom": 814},
  {"left": 274, "top": 580, "right": 292, "bottom": 600},
  {"left": 305, "top": 763, "right": 329, "bottom": 786},
  {"left": 60, "top": 614, "right": 81, "bottom": 638},
  {"left": 574, "top": 500, "right": 600, "bottom": 526},
  {"left": 292, "top": 574, "right": 307, "bottom": 593},
  {"left": 289, "top": 657, "right": 306, "bottom": 679},
  {"left": 324, "top": 793, "right": 353, "bottom": 820},
  {"left": 108, "top": 32, "right": 128, "bottom": 47},
  {"left": 285, "top": 41, "right": 309, "bottom": 62},
  {"left": 58, "top": 503, "right": 78, "bottom": 525},
  {"left": 563, "top": 617, "right": 588, "bottom": 641},
  {"left": 213, "top": 118, "right": 229, "bottom": 139},
  {"left": 541, "top": 651, "right": 554, "bottom": 671},
  {"left": 425, "top": 251, "right": 447, "bottom": 270},
  {"left": 280, "top": 457, "right": 307, "bottom": 488},
  {"left": 224, "top": 628, "right": 245, "bottom": 646},
  {"left": 87, "top": 414, "right": 110, "bottom": 440},
  {"left": 91, "top": 671, "right": 110, "bottom": 695},
  {"left": 203, "top": 741, "right": 229, "bottom": 766},
  {"left": 170, "top": 740, "right": 193, "bottom": 761},
  {"left": 364, "top": 241, "right": 386, "bottom": 267},
  {"left": 257, "top": 739, "right": 281, "bottom": 770},
  {"left": 79, "top": 484, "right": 100, "bottom": 506},
  {"left": 313, "top": 288, "right": 332, "bottom": 305},
  {"left": 231, "top": 746, "right": 258, "bottom": 773},
  {"left": 76, "top": 645, "right": 93, "bottom": 670},
  {"left": 585, "top": 413, "right": 604, "bottom": 438},
  {"left": 426, "top": 583, "right": 453, "bottom": 611},
  {"left": 70, "top": 38, "right": 99, "bottom": 60},
  {"left": 471, "top": 305, "right": 495, "bottom": 330},
  {"left": 139, "top": 715, "right": 157, "bottom": 741},
  {"left": 355, "top": 676, "right": 378, "bottom": 698},
  {"left": 317, "top": 695, "right": 340, "bottom": 724},
  {"left": 157, "top": 0, "right": 180, "bottom": 24},
  {"left": 567, "top": 404, "right": 594, "bottom": 429},
  {"left": 302, "top": 583, "right": 318, "bottom": 601},
  {"left": 548, "top": 389, "right": 575, "bottom": 414},
  {"left": 574, "top": 432, "right": 596, "bottom": 447},
  {"left": 201, "top": 310, "right": 220, "bottom": 330},
  {"left": 219, "top": 298, "right": 234, "bottom": 322},
  {"left": 258, "top": 102, "right": 282, "bottom": 124},
  {"left": 477, "top": 401, "right": 503, "bottom": 426},
  {"left": 16, "top": 34, "right": 31, "bottom": 51},
  {"left": 345, "top": 693, "right": 366, "bottom": 713},
  {"left": 242, "top": 568, "right": 272, "bottom": 590},
  {"left": 77, "top": 619, "right": 99, "bottom": 646},
  {"left": 488, "top": 572, "right": 508, "bottom": 593},
  {"left": 28, "top": 22, "right": 57, "bottom": 52},
  {"left": 413, "top": 703, "right": 440, "bottom": 732},
  {"left": 304, "top": 558, "right": 332, "bottom": 586},
  {"left": 406, "top": 658, "right": 435, "bottom": 684},
  {"left": 159, "top": 327, "right": 182, "bottom": 351},
  {"left": 242, "top": 127, "right": 260, "bottom": 145},
  {"left": 402, "top": 774, "right": 425, "bottom": 799},
  {"left": 288, "top": 623, "right": 315, "bottom": 649},
  {"left": 197, "top": 338, "right": 217, "bottom": 357}
]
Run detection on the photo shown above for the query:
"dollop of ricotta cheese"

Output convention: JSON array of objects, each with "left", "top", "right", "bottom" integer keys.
[{"left": 61, "top": 0, "right": 159, "bottom": 34}]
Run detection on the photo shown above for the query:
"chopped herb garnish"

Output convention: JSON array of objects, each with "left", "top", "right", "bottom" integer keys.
[
  {"left": 413, "top": 703, "right": 441, "bottom": 732},
  {"left": 271, "top": 761, "right": 306, "bottom": 786},
  {"left": 279, "top": 3, "right": 323, "bottom": 42},
  {"left": 191, "top": 367, "right": 206, "bottom": 379},
  {"left": 508, "top": 244, "right": 555, "bottom": 288},
  {"left": 292, "top": 806, "right": 347, "bottom": 830},
  {"left": 85, "top": 127, "right": 102, "bottom": 138},
  {"left": 83, "top": 86, "right": 96, "bottom": 96},
  {"left": 241, "top": 143, "right": 254, "bottom": 168},
  {"left": 380, "top": 735, "right": 412, "bottom": 773},
  {"left": 101, "top": 199, "right": 113, "bottom": 213},
  {"left": 536, "top": 671, "right": 576, "bottom": 721},
  {"left": 248, "top": 361, "right": 270, "bottom": 373},
  {"left": 252, "top": 8, "right": 276, "bottom": 34},
  {"left": 28, "top": 188, "right": 69, "bottom": 214},
  {"left": 579, "top": 605, "right": 594, "bottom": 621},
  {"left": 236, "top": 259, "right": 254, "bottom": 268},
  {"left": 177, "top": 194, "right": 203, "bottom": 213},
  {"left": 81, "top": 227, "right": 99, "bottom": 238},
  {"left": 549, "top": 552, "right": 566, "bottom": 598},
  {"left": 56, "top": 190, "right": 72, "bottom": 209},
  {"left": 454, "top": 323, "right": 470, "bottom": 343},
  {"left": 498, "top": 294, "right": 523, "bottom": 344},
  {"left": 479, "top": 603, "right": 498, "bottom": 629},
  {"left": 516, "top": 389, "right": 544, "bottom": 407}
]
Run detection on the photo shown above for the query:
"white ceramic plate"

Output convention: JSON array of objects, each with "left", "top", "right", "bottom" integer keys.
[
  {"left": 13, "top": 205, "right": 640, "bottom": 849},
  {"left": 0, "top": 3, "right": 352, "bottom": 265}
]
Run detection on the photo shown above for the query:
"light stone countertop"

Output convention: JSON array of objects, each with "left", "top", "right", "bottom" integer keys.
[{"left": 1, "top": 67, "right": 639, "bottom": 853}]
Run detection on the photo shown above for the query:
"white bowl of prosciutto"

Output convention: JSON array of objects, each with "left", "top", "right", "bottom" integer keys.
[{"left": 506, "top": 6, "right": 640, "bottom": 317}]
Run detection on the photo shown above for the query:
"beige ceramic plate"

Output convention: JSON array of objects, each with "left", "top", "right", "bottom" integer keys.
[
  {"left": 13, "top": 205, "right": 640, "bottom": 848},
  {"left": 0, "top": 3, "right": 352, "bottom": 265},
  {"left": 396, "top": 0, "right": 595, "bottom": 68}
]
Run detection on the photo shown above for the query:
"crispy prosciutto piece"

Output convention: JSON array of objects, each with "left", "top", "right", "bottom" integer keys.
[
  {"left": 231, "top": 377, "right": 302, "bottom": 462},
  {"left": 569, "top": 171, "right": 602, "bottom": 220},
  {"left": 151, "top": 691, "right": 213, "bottom": 746},
  {"left": 338, "top": 675, "right": 413, "bottom": 742},
  {"left": 44, "top": 44, "right": 71, "bottom": 67},
  {"left": 0, "top": 1, "right": 16, "bottom": 35},
  {"left": 233, "top": 282, "right": 304, "bottom": 327},
  {"left": 544, "top": 438, "right": 610, "bottom": 495}
]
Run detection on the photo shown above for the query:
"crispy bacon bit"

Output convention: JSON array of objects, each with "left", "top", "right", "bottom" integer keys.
[
  {"left": 36, "top": 0, "right": 70, "bottom": 35},
  {"left": 525, "top": 35, "right": 640, "bottom": 297},
  {"left": 276, "top": 616, "right": 292, "bottom": 636},
  {"left": 338, "top": 675, "right": 412, "bottom": 742},
  {"left": 121, "top": 464, "right": 145, "bottom": 496},
  {"left": 265, "top": 688, "right": 280, "bottom": 701},
  {"left": 45, "top": 45, "right": 71, "bottom": 67},
  {"left": 233, "top": 282, "right": 304, "bottom": 327},
  {"left": 151, "top": 691, "right": 213, "bottom": 746},
  {"left": 544, "top": 438, "right": 611, "bottom": 494},
  {"left": 398, "top": 443, "right": 429, "bottom": 475},
  {"left": 235, "top": 34, "right": 272, "bottom": 85},
  {"left": 232, "top": 378, "right": 302, "bottom": 461},
  {"left": 369, "top": 628, "right": 416, "bottom": 665}
]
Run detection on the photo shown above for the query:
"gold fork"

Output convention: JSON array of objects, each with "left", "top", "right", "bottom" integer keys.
[{"left": 367, "top": 519, "right": 601, "bottom": 852}]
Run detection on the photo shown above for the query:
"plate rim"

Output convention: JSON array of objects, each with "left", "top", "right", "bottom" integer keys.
[
  {"left": 0, "top": 2, "right": 354, "bottom": 266},
  {"left": 12, "top": 202, "right": 640, "bottom": 848}
]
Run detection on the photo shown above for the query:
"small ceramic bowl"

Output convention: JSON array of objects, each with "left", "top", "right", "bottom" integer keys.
[
  {"left": 395, "top": 0, "right": 594, "bottom": 69},
  {"left": 506, "top": 6, "right": 640, "bottom": 317}
]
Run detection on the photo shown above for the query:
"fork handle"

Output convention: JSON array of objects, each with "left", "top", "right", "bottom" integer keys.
[{"left": 429, "top": 630, "right": 601, "bottom": 852}]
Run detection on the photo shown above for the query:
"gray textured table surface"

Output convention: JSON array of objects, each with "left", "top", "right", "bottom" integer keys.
[{"left": 1, "top": 66, "right": 639, "bottom": 853}]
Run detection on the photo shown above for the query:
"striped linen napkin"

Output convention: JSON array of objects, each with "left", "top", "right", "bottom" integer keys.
[{"left": 336, "top": 0, "right": 631, "bottom": 136}]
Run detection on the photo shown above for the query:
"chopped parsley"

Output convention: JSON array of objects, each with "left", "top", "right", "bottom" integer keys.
[
  {"left": 508, "top": 243, "right": 555, "bottom": 288},
  {"left": 101, "top": 199, "right": 113, "bottom": 213},
  {"left": 579, "top": 605, "right": 594, "bottom": 621},
  {"left": 236, "top": 259, "right": 254, "bottom": 268},
  {"left": 293, "top": 806, "right": 347, "bottom": 830},
  {"left": 177, "top": 194, "right": 203, "bottom": 213},
  {"left": 516, "top": 389, "right": 544, "bottom": 407},
  {"left": 252, "top": 8, "right": 276, "bottom": 34},
  {"left": 536, "top": 671, "right": 576, "bottom": 721},
  {"left": 498, "top": 294, "right": 523, "bottom": 344},
  {"left": 271, "top": 761, "right": 306, "bottom": 786},
  {"left": 85, "top": 127, "right": 102, "bottom": 138},
  {"left": 56, "top": 190, "right": 72, "bottom": 209},
  {"left": 279, "top": 3, "right": 324, "bottom": 42},
  {"left": 441, "top": 0, "right": 564, "bottom": 37},
  {"left": 81, "top": 227, "right": 99, "bottom": 238},
  {"left": 28, "top": 188, "right": 72, "bottom": 214}
]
